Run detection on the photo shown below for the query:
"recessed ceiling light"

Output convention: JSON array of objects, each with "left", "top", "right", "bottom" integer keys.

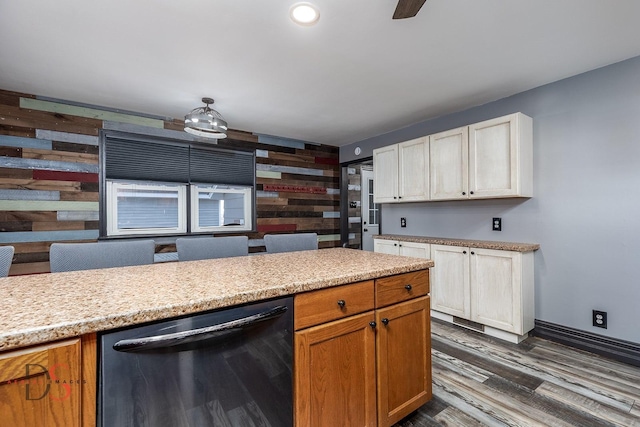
[{"left": 290, "top": 2, "right": 320, "bottom": 26}]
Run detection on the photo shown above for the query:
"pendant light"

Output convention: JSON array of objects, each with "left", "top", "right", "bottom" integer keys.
[{"left": 184, "top": 97, "right": 228, "bottom": 139}]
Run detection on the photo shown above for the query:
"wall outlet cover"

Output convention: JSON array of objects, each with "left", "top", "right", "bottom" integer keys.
[
  {"left": 492, "top": 217, "right": 502, "bottom": 231},
  {"left": 593, "top": 310, "right": 607, "bottom": 329},
  {"left": 400, "top": 217, "right": 407, "bottom": 228}
]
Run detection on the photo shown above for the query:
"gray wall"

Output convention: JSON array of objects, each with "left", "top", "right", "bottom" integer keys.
[{"left": 340, "top": 55, "right": 640, "bottom": 344}]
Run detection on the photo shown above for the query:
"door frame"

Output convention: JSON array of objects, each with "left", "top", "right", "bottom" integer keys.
[{"left": 340, "top": 158, "right": 378, "bottom": 249}]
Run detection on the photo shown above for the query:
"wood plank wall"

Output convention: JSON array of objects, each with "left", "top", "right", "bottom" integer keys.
[{"left": 0, "top": 89, "right": 340, "bottom": 275}]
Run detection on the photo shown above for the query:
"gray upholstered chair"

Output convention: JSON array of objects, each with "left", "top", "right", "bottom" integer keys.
[
  {"left": 264, "top": 233, "right": 318, "bottom": 254},
  {"left": 49, "top": 240, "right": 155, "bottom": 273},
  {"left": 0, "top": 246, "right": 15, "bottom": 277},
  {"left": 176, "top": 236, "right": 249, "bottom": 261}
]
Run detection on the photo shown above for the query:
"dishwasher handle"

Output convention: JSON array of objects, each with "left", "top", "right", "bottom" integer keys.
[{"left": 113, "top": 305, "right": 288, "bottom": 353}]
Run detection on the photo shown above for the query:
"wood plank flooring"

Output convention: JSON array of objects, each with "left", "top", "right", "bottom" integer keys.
[{"left": 394, "top": 319, "right": 640, "bottom": 427}]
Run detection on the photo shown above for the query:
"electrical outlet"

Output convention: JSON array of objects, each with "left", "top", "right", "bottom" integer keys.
[
  {"left": 400, "top": 217, "right": 407, "bottom": 228},
  {"left": 492, "top": 217, "right": 502, "bottom": 231},
  {"left": 593, "top": 310, "right": 607, "bottom": 329}
]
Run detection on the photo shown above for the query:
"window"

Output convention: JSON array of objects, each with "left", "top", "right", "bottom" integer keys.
[
  {"left": 106, "top": 181, "right": 187, "bottom": 236},
  {"left": 101, "top": 130, "right": 256, "bottom": 238},
  {"left": 191, "top": 184, "right": 252, "bottom": 232},
  {"left": 368, "top": 179, "right": 380, "bottom": 226}
]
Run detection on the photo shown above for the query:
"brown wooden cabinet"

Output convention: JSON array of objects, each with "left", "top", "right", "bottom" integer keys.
[
  {"left": 0, "top": 335, "right": 97, "bottom": 427},
  {"left": 376, "top": 296, "right": 431, "bottom": 426},
  {"left": 295, "top": 311, "right": 378, "bottom": 427},
  {"left": 294, "top": 270, "right": 432, "bottom": 427},
  {"left": 294, "top": 280, "right": 377, "bottom": 426}
]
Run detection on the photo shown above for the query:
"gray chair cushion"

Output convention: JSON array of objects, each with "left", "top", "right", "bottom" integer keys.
[
  {"left": 176, "top": 236, "right": 248, "bottom": 261},
  {"left": 0, "top": 246, "right": 15, "bottom": 277},
  {"left": 264, "top": 233, "right": 318, "bottom": 254},
  {"left": 49, "top": 240, "right": 155, "bottom": 273}
]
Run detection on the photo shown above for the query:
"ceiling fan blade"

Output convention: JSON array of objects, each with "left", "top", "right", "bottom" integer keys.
[{"left": 393, "top": 0, "right": 427, "bottom": 19}]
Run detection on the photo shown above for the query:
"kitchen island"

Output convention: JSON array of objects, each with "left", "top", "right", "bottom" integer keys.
[{"left": 0, "top": 248, "right": 433, "bottom": 427}]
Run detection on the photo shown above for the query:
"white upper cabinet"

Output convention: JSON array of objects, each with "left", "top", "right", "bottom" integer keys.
[
  {"left": 374, "top": 112, "right": 532, "bottom": 203},
  {"left": 469, "top": 113, "right": 533, "bottom": 198},
  {"left": 373, "top": 144, "right": 399, "bottom": 203},
  {"left": 398, "top": 137, "right": 429, "bottom": 202},
  {"left": 429, "top": 127, "right": 469, "bottom": 201},
  {"left": 373, "top": 137, "right": 428, "bottom": 203},
  {"left": 430, "top": 112, "right": 532, "bottom": 201}
]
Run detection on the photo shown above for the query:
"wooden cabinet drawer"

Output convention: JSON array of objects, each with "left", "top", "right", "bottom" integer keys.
[
  {"left": 294, "top": 280, "right": 375, "bottom": 330},
  {"left": 375, "top": 270, "right": 429, "bottom": 308}
]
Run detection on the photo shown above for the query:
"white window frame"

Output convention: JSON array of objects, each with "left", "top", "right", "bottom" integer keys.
[
  {"left": 190, "top": 184, "right": 253, "bottom": 233},
  {"left": 106, "top": 181, "right": 187, "bottom": 236}
]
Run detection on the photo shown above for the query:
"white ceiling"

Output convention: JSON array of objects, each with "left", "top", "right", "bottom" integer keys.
[{"left": 2, "top": 1, "right": 640, "bottom": 147}]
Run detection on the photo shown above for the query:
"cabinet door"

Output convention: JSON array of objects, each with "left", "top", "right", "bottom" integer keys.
[
  {"left": 469, "top": 113, "right": 528, "bottom": 198},
  {"left": 431, "top": 244, "right": 470, "bottom": 318},
  {"left": 470, "top": 248, "right": 522, "bottom": 333},
  {"left": 398, "top": 137, "right": 429, "bottom": 202},
  {"left": 376, "top": 296, "right": 432, "bottom": 427},
  {"left": 374, "top": 239, "right": 400, "bottom": 255},
  {"left": 373, "top": 145, "right": 398, "bottom": 203},
  {"left": 295, "top": 312, "right": 377, "bottom": 427},
  {"left": 429, "top": 127, "right": 468, "bottom": 200},
  {"left": 398, "top": 241, "right": 430, "bottom": 259},
  {"left": 0, "top": 338, "right": 82, "bottom": 427}
]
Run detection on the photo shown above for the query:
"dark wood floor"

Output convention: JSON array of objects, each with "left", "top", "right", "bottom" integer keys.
[{"left": 395, "top": 319, "right": 640, "bottom": 427}]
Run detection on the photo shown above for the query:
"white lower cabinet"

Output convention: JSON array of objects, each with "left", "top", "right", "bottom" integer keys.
[
  {"left": 374, "top": 240, "right": 430, "bottom": 259},
  {"left": 430, "top": 245, "right": 469, "bottom": 319},
  {"left": 374, "top": 239, "right": 400, "bottom": 255},
  {"left": 431, "top": 244, "right": 534, "bottom": 343}
]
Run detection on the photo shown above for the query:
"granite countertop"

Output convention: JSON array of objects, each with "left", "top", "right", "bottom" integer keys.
[
  {"left": 0, "top": 248, "right": 433, "bottom": 352},
  {"left": 374, "top": 234, "right": 540, "bottom": 252}
]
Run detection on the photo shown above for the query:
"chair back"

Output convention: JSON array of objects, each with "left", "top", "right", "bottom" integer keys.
[
  {"left": 50, "top": 240, "right": 155, "bottom": 273},
  {"left": 0, "top": 246, "right": 14, "bottom": 277},
  {"left": 176, "top": 236, "right": 248, "bottom": 261},
  {"left": 264, "top": 233, "right": 318, "bottom": 254}
]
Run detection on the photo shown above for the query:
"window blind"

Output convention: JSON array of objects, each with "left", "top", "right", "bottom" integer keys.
[
  {"left": 103, "top": 133, "right": 255, "bottom": 185},
  {"left": 105, "top": 137, "right": 190, "bottom": 182},
  {"left": 190, "top": 147, "right": 254, "bottom": 186}
]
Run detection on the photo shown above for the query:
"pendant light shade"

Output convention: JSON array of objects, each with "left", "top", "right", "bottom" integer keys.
[{"left": 184, "top": 97, "right": 228, "bottom": 139}]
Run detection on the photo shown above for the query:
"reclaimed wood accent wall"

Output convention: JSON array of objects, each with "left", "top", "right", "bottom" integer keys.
[{"left": 0, "top": 89, "right": 340, "bottom": 275}]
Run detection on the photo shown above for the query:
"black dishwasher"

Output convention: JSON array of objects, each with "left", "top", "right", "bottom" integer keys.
[{"left": 98, "top": 296, "right": 293, "bottom": 427}]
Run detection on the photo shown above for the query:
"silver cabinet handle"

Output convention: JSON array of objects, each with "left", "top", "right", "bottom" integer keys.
[{"left": 113, "top": 305, "right": 287, "bottom": 352}]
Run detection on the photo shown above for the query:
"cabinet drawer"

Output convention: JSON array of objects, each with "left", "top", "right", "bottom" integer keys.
[
  {"left": 294, "top": 280, "right": 375, "bottom": 330},
  {"left": 375, "top": 270, "right": 429, "bottom": 308}
]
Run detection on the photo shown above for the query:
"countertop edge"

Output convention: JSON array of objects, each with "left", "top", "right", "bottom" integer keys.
[
  {"left": 0, "top": 255, "right": 433, "bottom": 352},
  {"left": 374, "top": 234, "right": 540, "bottom": 252}
]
